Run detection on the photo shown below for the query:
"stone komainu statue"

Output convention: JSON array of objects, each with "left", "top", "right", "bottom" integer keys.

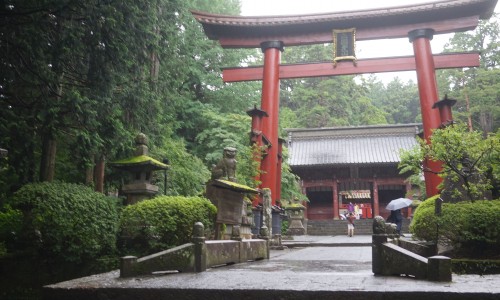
[
  {"left": 373, "top": 216, "right": 386, "bottom": 234},
  {"left": 373, "top": 215, "right": 398, "bottom": 235},
  {"left": 211, "top": 147, "right": 237, "bottom": 182}
]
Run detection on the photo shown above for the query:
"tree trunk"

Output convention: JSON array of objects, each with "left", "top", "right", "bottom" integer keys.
[
  {"left": 39, "top": 134, "right": 57, "bottom": 182},
  {"left": 464, "top": 88, "right": 473, "bottom": 132},
  {"left": 94, "top": 155, "right": 105, "bottom": 193},
  {"left": 479, "top": 111, "right": 493, "bottom": 136},
  {"left": 85, "top": 156, "right": 95, "bottom": 186}
]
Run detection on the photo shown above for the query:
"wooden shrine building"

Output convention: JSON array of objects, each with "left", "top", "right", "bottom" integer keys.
[{"left": 287, "top": 124, "right": 420, "bottom": 221}]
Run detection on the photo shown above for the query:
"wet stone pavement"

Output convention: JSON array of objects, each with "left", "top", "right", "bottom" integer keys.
[{"left": 44, "top": 235, "right": 500, "bottom": 300}]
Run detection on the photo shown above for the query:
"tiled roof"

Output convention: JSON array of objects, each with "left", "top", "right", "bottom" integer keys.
[{"left": 287, "top": 124, "right": 420, "bottom": 166}]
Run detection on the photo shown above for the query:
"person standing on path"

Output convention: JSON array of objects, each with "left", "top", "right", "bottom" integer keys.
[
  {"left": 347, "top": 212, "right": 355, "bottom": 237},
  {"left": 388, "top": 209, "right": 403, "bottom": 235}
]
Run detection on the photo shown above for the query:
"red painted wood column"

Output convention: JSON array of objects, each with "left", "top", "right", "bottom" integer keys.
[
  {"left": 332, "top": 179, "right": 339, "bottom": 220},
  {"left": 373, "top": 180, "right": 379, "bottom": 217},
  {"left": 260, "top": 41, "right": 284, "bottom": 206},
  {"left": 409, "top": 29, "right": 443, "bottom": 197},
  {"left": 247, "top": 106, "right": 268, "bottom": 206}
]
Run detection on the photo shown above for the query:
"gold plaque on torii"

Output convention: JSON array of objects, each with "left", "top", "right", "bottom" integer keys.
[{"left": 332, "top": 28, "right": 357, "bottom": 67}]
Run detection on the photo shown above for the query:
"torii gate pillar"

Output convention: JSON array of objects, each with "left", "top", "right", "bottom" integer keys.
[
  {"left": 409, "top": 28, "right": 443, "bottom": 197},
  {"left": 260, "top": 41, "right": 284, "bottom": 205}
]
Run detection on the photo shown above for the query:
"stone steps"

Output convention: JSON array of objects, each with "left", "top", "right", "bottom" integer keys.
[{"left": 306, "top": 218, "right": 411, "bottom": 235}]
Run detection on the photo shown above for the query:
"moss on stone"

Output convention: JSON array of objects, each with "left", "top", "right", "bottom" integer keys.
[
  {"left": 111, "top": 155, "right": 168, "bottom": 169},
  {"left": 214, "top": 179, "right": 258, "bottom": 194}
]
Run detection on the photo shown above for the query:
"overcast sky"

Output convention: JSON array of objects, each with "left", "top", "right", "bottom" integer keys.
[{"left": 239, "top": 0, "right": 499, "bottom": 83}]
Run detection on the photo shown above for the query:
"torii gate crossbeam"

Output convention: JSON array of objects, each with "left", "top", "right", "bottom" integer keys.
[{"left": 222, "top": 53, "right": 480, "bottom": 82}]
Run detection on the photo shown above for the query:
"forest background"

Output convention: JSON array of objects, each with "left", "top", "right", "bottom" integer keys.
[{"left": 1, "top": 0, "right": 498, "bottom": 201}]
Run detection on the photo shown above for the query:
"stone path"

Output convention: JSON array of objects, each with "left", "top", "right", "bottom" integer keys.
[{"left": 44, "top": 235, "right": 500, "bottom": 300}]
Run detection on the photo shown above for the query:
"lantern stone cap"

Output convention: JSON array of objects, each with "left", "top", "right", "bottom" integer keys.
[
  {"left": 111, "top": 155, "right": 169, "bottom": 171},
  {"left": 432, "top": 94, "right": 457, "bottom": 108},
  {"left": 211, "top": 179, "right": 259, "bottom": 194},
  {"left": 246, "top": 105, "right": 269, "bottom": 117},
  {"left": 283, "top": 203, "right": 306, "bottom": 209}
]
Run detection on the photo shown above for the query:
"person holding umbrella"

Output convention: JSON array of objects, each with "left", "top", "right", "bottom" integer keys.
[
  {"left": 386, "top": 198, "right": 412, "bottom": 236},
  {"left": 388, "top": 209, "right": 403, "bottom": 236}
]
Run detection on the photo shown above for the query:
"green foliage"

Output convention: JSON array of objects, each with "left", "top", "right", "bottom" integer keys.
[
  {"left": 280, "top": 153, "right": 308, "bottom": 203},
  {"left": 452, "top": 259, "right": 500, "bottom": 275},
  {"left": 411, "top": 197, "right": 500, "bottom": 258},
  {"left": 399, "top": 123, "right": 499, "bottom": 201},
  {"left": 281, "top": 220, "right": 289, "bottom": 236},
  {"left": 119, "top": 195, "right": 217, "bottom": 255},
  {"left": 152, "top": 137, "right": 211, "bottom": 196},
  {"left": 0, "top": 205, "right": 23, "bottom": 256},
  {"left": 439, "top": 14, "right": 499, "bottom": 134},
  {"left": 8, "top": 182, "right": 119, "bottom": 263}
]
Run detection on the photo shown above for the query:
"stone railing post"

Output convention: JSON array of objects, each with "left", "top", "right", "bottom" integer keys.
[
  {"left": 372, "top": 216, "right": 388, "bottom": 275},
  {"left": 192, "top": 222, "right": 206, "bottom": 272},
  {"left": 428, "top": 256, "right": 452, "bottom": 281},
  {"left": 120, "top": 256, "right": 138, "bottom": 278}
]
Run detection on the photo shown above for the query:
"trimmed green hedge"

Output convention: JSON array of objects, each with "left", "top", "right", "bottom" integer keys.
[
  {"left": 8, "top": 182, "right": 119, "bottom": 263},
  {"left": 410, "top": 196, "right": 500, "bottom": 258},
  {"left": 119, "top": 196, "right": 217, "bottom": 256},
  {"left": 452, "top": 259, "right": 500, "bottom": 275}
]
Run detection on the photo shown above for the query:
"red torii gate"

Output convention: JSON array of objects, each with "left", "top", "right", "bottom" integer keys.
[{"left": 192, "top": 0, "right": 498, "bottom": 205}]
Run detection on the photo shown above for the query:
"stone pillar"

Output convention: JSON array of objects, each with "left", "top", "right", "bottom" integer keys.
[
  {"left": 259, "top": 41, "right": 284, "bottom": 205},
  {"left": 192, "top": 222, "right": 207, "bottom": 272},
  {"left": 261, "top": 188, "right": 272, "bottom": 235},
  {"left": 120, "top": 256, "right": 138, "bottom": 278},
  {"left": 428, "top": 256, "right": 452, "bottom": 282},
  {"left": 409, "top": 28, "right": 443, "bottom": 197},
  {"left": 332, "top": 179, "right": 339, "bottom": 220}
]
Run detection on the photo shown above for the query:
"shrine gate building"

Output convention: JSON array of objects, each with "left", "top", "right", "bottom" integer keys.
[
  {"left": 192, "top": 0, "right": 498, "bottom": 205},
  {"left": 287, "top": 124, "right": 420, "bottom": 221}
]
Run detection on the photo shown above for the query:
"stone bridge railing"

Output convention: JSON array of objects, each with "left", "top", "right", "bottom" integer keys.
[
  {"left": 372, "top": 216, "right": 451, "bottom": 282},
  {"left": 120, "top": 222, "right": 269, "bottom": 278}
]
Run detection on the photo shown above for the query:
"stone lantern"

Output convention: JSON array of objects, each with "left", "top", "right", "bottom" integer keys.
[
  {"left": 284, "top": 199, "right": 306, "bottom": 235},
  {"left": 111, "top": 133, "right": 168, "bottom": 205}
]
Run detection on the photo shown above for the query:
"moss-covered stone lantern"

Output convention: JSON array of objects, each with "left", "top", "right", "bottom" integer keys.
[{"left": 111, "top": 133, "right": 168, "bottom": 205}]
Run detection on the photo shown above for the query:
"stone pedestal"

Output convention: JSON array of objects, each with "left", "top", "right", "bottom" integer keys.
[{"left": 205, "top": 179, "right": 258, "bottom": 239}]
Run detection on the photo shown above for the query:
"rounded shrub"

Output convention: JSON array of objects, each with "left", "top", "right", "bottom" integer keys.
[
  {"left": 410, "top": 196, "right": 500, "bottom": 258},
  {"left": 9, "top": 181, "right": 119, "bottom": 263},
  {"left": 119, "top": 196, "right": 217, "bottom": 256}
]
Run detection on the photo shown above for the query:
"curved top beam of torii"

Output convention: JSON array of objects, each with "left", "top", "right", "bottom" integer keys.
[{"left": 191, "top": 0, "right": 497, "bottom": 48}]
